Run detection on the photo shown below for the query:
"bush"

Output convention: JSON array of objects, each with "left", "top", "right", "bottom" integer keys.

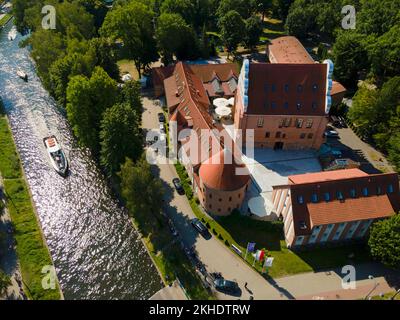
[
  {"left": 224, "top": 240, "right": 230, "bottom": 246},
  {"left": 218, "top": 234, "right": 223, "bottom": 240},
  {"left": 206, "top": 222, "right": 210, "bottom": 229},
  {"left": 212, "top": 228, "right": 217, "bottom": 235}
]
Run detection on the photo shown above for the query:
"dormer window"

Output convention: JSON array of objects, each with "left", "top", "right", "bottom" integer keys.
[
  {"left": 271, "top": 84, "right": 276, "bottom": 92},
  {"left": 336, "top": 191, "right": 344, "bottom": 200},
  {"left": 350, "top": 189, "right": 356, "bottom": 198},
  {"left": 271, "top": 102, "right": 277, "bottom": 109},
  {"left": 296, "top": 103, "right": 302, "bottom": 110},
  {"left": 284, "top": 84, "right": 289, "bottom": 92},
  {"left": 387, "top": 184, "right": 394, "bottom": 193},
  {"left": 311, "top": 193, "right": 318, "bottom": 203},
  {"left": 362, "top": 187, "right": 369, "bottom": 196},
  {"left": 312, "top": 84, "right": 318, "bottom": 92},
  {"left": 324, "top": 192, "right": 331, "bottom": 202},
  {"left": 377, "top": 186, "right": 382, "bottom": 195},
  {"left": 297, "top": 195, "right": 304, "bottom": 204},
  {"left": 297, "top": 85, "right": 303, "bottom": 93}
]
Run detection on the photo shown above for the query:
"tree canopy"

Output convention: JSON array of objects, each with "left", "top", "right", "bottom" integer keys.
[
  {"left": 218, "top": 10, "right": 246, "bottom": 57},
  {"left": 369, "top": 214, "right": 400, "bottom": 270}
]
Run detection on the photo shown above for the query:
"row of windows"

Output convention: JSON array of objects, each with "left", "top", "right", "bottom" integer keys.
[
  {"left": 297, "top": 184, "right": 395, "bottom": 204},
  {"left": 264, "top": 84, "right": 319, "bottom": 93},
  {"left": 257, "top": 118, "right": 314, "bottom": 128},
  {"left": 263, "top": 101, "right": 319, "bottom": 111},
  {"left": 209, "top": 194, "right": 241, "bottom": 201},
  {"left": 265, "top": 131, "right": 314, "bottom": 139},
  {"left": 208, "top": 204, "right": 240, "bottom": 212}
]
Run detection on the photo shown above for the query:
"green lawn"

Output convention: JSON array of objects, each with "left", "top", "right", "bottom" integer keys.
[
  {"left": 371, "top": 291, "right": 400, "bottom": 300},
  {"left": 0, "top": 101, "right": 61, "bottom": 300},
  {"left": 0, "top": 13, "right": 11, "bottom": 28},
  {"left": 174, "top": 162, "right": 372, "bottom": 279},
  {"left": 260, "top": 18, "right": 286, "bottom": 42}
]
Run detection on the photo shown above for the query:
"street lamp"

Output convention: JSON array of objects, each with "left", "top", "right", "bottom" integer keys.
[{"left": 365, "top": 275, "right": 379, "bottom": 300}]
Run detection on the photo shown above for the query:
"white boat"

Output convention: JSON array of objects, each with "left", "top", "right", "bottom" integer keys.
[
  {"left": 43, "top": 135, "right": 69, "bottom": 177},
  {"left": 17, "top": 70, "right": 28, "bottom": 81}
]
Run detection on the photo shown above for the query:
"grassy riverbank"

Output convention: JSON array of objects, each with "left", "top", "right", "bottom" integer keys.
[{"left": 0, "top": 100, "right": 61, "bottom": 300}]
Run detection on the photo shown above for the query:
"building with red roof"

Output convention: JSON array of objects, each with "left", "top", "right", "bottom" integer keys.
[
  {"left": 267, "top": 36, "right": 347, "bottom": 106},
  {"left": 272, "top": 169, "right": 400, "bottom": 248}
]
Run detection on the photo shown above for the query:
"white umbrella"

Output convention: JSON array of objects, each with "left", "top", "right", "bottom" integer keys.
[
  {"left": 227, "top": 97, "right": 235, "bottom": 106},
  {"left": 215, "top": 106, "right": 232, "bottom": 118},
  {"left": 213, "top": 98, "right": 229, "bottom": 109},
  {"left": 122, "top": 73, "right": 133, "bottom": 82}
]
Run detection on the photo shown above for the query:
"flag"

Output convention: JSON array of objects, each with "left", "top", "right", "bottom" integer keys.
[
  {"left": 247, "top": 242, "right": 256, "bottom": 253},
  {"left": 255, "top": 250, "right": 265, "bottom": 262},
  {"left": 264, "top": 257, "right": 274, "bottom": 267}
]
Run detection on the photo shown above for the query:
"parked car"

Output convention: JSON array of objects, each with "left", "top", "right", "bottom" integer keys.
[
  {"left": 158, "top": 113, "right": 165, "bottom": 123},
  {"left": 172, "top": 178, "right": 185, "bottom": 195},
  {"left": 167, "top": 219, "right": 179, "bottom": 237},
  {"left": 324, "top": 130, "right": 339, "bottom": 138},
  {"left": 338, "top": 116, "right": 348, "bottom": 128},
  {"left": 213, "top": 278, "right": 239, "bottom": 294},
  {"left": 191, "top": 218, "right": 211, "bottom": 239}
]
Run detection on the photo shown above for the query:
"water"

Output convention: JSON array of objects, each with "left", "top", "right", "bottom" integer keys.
[{"left": 0, "top": 22, "right": 163, "bottom": 299}]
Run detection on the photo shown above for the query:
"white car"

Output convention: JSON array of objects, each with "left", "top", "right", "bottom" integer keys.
[
  {"left": 324, "top": 130, "right": 339, "bottom": 138},
  {"left": 159, "top": 123, "right": 166, "bottom": 134}
]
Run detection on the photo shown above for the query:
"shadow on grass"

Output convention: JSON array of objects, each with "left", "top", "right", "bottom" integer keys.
[{"left": 216, "top": 210, "right": 284, "bottom": 251}]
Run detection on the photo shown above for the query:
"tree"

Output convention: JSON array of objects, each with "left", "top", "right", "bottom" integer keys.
[
  {"left": 100, "top": 102, "right": 143, "bottom": 176},
  {"left": 218, "top": 10, "right": 245, "bottom": 59},
  {"left": 156, "top": 13, "right": 199, "bottom": 65},
  {"left": 369, "top": 25, "right": 400, "bottom": 78},
  {"left": 252, "top": 0, "right": 272, "bottom": 21},
  {"left": 357, "top": 0, "right": 400, "bottom": 37},
  {"left": 119, "top": 157, "right": 164, "bottom": 232},
  {"left": 369, "top": 214, "right": 400, "bottom": 270},
  {"left": 347, "top": 85, "right": 379, "bottom": 139},
  {"left": 100, "top": 1, "right": 158, "bottom": 77},
  {"left": 271, "top": 0, "right": 293, "bottom": 20},
  {"left": 118, "top": 80, "right": 143, "bottom": 119},
  {"left": 243, "top": 15, "right": 263, "bottom": 50},
  {"left": 217, "top": 0, "right": 252, "bottom": 20},
  {"left": 331, "top": 31, "right": 370, "bottom": 88},
  {"left": 66, "top": 67, "right": 118, "bottom": 153},
  {"left": 285, "top": 0, "right": 316, "bottom": 39},
  {"left": 160, "top": 0, "right": 195, "bottom": 24}
]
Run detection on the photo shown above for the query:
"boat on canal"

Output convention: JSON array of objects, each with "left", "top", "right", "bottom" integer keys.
[
  {"left": 16, "top": 69, "right": 28, "bottom": 81},
  {"left": 43, "top": 135, "right": 69, "bottom": 177}
]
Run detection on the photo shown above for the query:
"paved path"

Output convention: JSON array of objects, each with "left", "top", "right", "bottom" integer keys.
[{"left": 142, "top": 93, "right": 400, "bottom": 300}]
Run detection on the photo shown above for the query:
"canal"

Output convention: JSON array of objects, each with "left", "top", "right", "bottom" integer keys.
[{"left": 0, "top": 22, "right": 163, "bottom": 299}]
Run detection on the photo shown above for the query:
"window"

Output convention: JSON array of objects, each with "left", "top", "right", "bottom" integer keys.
[
  {"left": 265, "top": 131, "right": 270, "bottom": 138},
  {"left": 296, "top": 119, "right": 304, "bottom": 128},
  {"left": 219, "top": 198, "right": 222, "bottom": 202},
  {"left": 284, "top": 84, "right": 289, "bottom": 92},
  {"left": 278, "top": 119, "right": 284, "bottom": 128},
  {"left": 307, "top": 133, "right": 313, "bottom": 139},
  {"left": 271, "top": 102, "right": 277, "bottom": 109},
  {"left": 264, "top": 84, "right": 268, "bottom": 92},
  {"left": 297, "top": 85, "right": 303, "bottom": 93},
  {"left": 284, "top": 118, "right": 292, "bottom": 127},
  {"left": 296, "top": 103, "right": 302, "bottom": 110},
  {"left": 362, "top": 187, "right": 369, "bottom": 196},
  {"left": 257, "top": 118, "right": 264, "bottom": 127},
  {"left": 238, "top": 193, "right": 241, "bottom": 198},
  {"left": 209, "top": 205, "right": 212, "bottom": 209},
  {"left": 284, "top": 102, "right": 289, "bottom": 109},
  {"left": 336, "top": 191, "right": 344, "bottom": 200},
  {"left": 271, "top": 84, "right": 276, "bottom": 92},
  {"left": 229, "top": 197, "right": 232, "bottom": 202},
  {"left": 311, "top": 193, "right": 318, "bottom": 203},
  {"left": 295, "top": 236, "right": 304, "bottom": 245},
  {"left": 297, "top": 195, "right": 304, "bottom": 204},
  {"left": 324, "top": 192, "right": 331, "bottom": 202},
  {"left": 312, "top": 84, "right": 318, "bottom": 92},
  {"left": 282, "top": 133, "right": 286, "bottom": 139},
  {"left": 299, "top": 221, "right": 307, "bottom": 229},
  {"left": 209, "top": 194, "right": 212, "bottom": 199},
  {"left": 376, "top": 186, "right": 382, "bottom": 195},
  {"left": 276, "top": 131, "right": 281, "bottom": 138},
  {"left": 306, "top": 119, "right": 313, "bottom": 128},
  {"left": 264, "top": 101, "right": 268, "bottom": 109},
  {"left": 388, "top": 184, "right": 394, "bottom": 193},
  {"left": 218, "top": 208, "right": 221, "bottom": 212},
  {"left": 350, "top": 189, "right": 356, "bottom": 198},
  {"left": 300, "top": 133, "right": 306, "bottom": 139},
  {"left": 312, "top": 102, "right": 317, "bottom": 110}
]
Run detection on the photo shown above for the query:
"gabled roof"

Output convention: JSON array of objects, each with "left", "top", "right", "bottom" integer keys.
[
  {"left": 289, "top": 169, "right": 368, "bottom": 184},
  {"left": 190, "top": 63, "right": 239, "bottom": 83},
  {"left": 246, "top": 63, "right": 327, "bottom": 116},
  {"left": 268, "top": 36, "right": 314, "bottom": 64}
]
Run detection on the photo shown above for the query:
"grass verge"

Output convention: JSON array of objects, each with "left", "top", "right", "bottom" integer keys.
[
  {"left": 0, "top": 13, "right": 11, "bottom": 28},
  {"left": 0, "top": 100, "right": 61, "bottom": 300},
  {"left": 174, "top": 162, "right": 372, "bottom": 279}
]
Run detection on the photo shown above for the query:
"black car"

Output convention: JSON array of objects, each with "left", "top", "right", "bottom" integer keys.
[
  {"left": 191, "top": 218, "right": 211, "bottom": 239},
  {"left": 167, "top": 219, "right": 179, "bottom": 237},
  {"left": 172, "top": 178, "right": 185, "bottom": 195},
  {"left": 158, "top": 113, "right": 165, "bottom": 123},
  {"left": 214, "top": 279, "right": 239, "bottom": 294}
]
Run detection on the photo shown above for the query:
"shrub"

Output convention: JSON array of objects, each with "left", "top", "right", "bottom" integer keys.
[
  {"left": 212, "top": 228, "right": 217, "bottom": 235},
  {"left": 205, "top": 222, "right": 210, "bottom": 229},
  {"left": 224, "top": 240, "right": 229, "bottom": 246}
]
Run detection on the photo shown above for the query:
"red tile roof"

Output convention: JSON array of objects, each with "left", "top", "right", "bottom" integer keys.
[
  {"left": 190, "top": 63, "right": 239, "bottom": 82},
  {"left": 268, "top": 36, "right": 314, "bottom": 64},
  {"left": 246, "top": 63, "right": 327, "bottom": 116},
  {"left": 199, "top": 148, "right": 250, "bottom": 191},
  {"left": 289, "top": 169, "right": 368, "bottom": 184},
  {"left": 307, "top": 196, "right": 395, "bottom": 226}
]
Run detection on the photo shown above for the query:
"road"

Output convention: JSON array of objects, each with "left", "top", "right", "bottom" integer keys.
[{"left": 141, "top": 93, "right": 400, "bottom": 300}]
